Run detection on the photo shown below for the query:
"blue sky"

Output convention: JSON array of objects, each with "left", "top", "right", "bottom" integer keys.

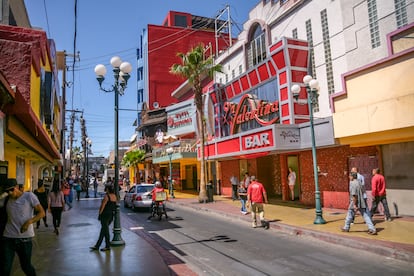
[{"left": 24, "top": 0, "right": 257, "bottom": 157}]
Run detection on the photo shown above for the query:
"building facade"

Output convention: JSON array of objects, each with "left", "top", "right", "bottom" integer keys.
[{"left": 0, "top": 23, "right": 63, "bottom": 190}]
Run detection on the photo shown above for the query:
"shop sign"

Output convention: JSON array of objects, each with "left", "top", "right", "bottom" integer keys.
[
  {"left": 223, "top": 94, "right": 279, "bottom": 134},
  {"left": 242, "top": 129, "right": 274, "bottom": 151},
  {"left": 167, "top": 110, "right": 192, "bottom": 129}
]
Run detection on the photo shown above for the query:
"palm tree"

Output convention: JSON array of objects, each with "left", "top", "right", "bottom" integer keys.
[
  {"left": 170, "top": 44, "right": 222, "bottom": 202},
  {"left": 121, "top": 149, "right": 145, "bottom": 168}
]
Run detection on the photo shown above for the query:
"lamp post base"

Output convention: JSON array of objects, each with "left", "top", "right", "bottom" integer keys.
[
  {"left": 110, "top": 204, "right": 125, "bottom": 246},
  {"left": 313, "top": 213, "right": 326, "bottom": 224}
]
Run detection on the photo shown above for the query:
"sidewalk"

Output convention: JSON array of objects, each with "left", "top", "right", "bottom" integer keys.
[
  {"left": 169, "top": 191, "right": 414, "bottom": 263},
  {"left": 11, "top": 186, "right": 195, "bottom": 276}
]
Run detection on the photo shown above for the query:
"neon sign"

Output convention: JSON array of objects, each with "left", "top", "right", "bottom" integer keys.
[{"left": 223, "top": 94, "right": 279, "bottom": 134}]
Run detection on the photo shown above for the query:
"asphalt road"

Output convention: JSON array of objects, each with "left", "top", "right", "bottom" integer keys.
[{"left": 121, "top": 203, "right": 414, "bottom": 276}]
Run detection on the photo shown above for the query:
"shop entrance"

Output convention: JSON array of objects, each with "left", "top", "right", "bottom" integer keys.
[
  {"left": 287, "top": 155, "right": 300, "bottom": 200},
  {"left": 184, "top": 165, "right": 197, "bottom": 190}
]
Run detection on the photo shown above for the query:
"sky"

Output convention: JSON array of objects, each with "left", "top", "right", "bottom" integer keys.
[{"left": 24, "top": 0, "right": 258, "bottom": 157}]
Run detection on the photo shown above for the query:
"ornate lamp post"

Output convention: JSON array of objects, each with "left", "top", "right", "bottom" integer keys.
[
  {"left": 166, "top": 147, "right": 175, "bottom": 198},
  {"left": 94, "top": 56, "right": 132, "bottom": 245},
  {"left": 291, "top": 75, "right": 326, "bottom": 225}
]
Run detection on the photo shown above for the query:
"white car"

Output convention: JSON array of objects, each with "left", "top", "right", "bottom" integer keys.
[{"left": 123, "top": 184, "right": 154, "bottom": 211}]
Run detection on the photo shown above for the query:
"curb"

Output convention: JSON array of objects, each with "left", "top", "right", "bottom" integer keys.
[{"left": 169, "top": 200, "right": 414, "bottom": 263}]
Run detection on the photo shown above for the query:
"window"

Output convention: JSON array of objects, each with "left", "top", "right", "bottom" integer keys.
[
  {"left": 247, "top": 23, "right": 267, "bottom": 69},
  {"left": 232, "top": 69, "right": 235, "bottom": 79},
  {"left": 321, "top": 9, "right": 334, "bottom": 99},
  {"left": 367, "top": 0, "right": 380, "bottom": 48},
  {"left": 305, "top": 19, "right": 316, "bottom": 80},
  {"left": 292, "top": 28, "right": 298, "bottom": 39},
  {"left": 239, "top": 65, "right": 242, "bottom": 75},
  {"left": 174, "top": 15, "right": 188, "bottom": 28},
  {"left": 394, "top": 0, "right": 408, "bottom": 28}
]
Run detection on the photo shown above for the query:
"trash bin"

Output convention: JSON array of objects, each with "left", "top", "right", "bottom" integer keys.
[{"left": 207, "top": 182, "right": 213, "bottom": 202}]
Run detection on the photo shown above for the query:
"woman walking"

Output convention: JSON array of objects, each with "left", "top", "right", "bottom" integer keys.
[
  {"left": 34, "top": 179, "right": 49, "bottom": 228},
  {"left": 48, "top": 180, "right": 65, "bottom": 235},
  {"left": 90, "top": 185, "right": 117, "bottom": 252}
]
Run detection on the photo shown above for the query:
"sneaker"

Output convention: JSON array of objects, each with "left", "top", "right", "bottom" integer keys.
[
  {"left": 386, "top": 217, "right": 392, "bottom": 222},
  {"left": 340, "top": 227, "right": 349, "bottom": 232},
  {"left": 89, "top": 246, "right": 99, "bottom": 251},
  {"left": 367, "top": 229, "right": 377, "bottom": 235},
  {"left": 252, "top": 223, "right": 257, "bottom": 228}
]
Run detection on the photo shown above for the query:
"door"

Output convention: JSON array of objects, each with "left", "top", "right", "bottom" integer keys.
[{"left": 287, "top": 155, "right": 300, "bottom": 200}]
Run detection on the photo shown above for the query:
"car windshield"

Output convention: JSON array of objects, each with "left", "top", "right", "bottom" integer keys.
[{"left": 137, "top": 185, "right": 154, "bottom": 193}]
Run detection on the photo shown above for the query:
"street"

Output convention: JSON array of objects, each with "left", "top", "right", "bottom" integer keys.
[{"left": 120, "top": 203, "right": 414, "bottom": 276}]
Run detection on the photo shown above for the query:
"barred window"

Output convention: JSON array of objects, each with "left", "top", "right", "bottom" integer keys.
[
  {"left": 247, "top": 24, "right": 267, "bottom": 69},
  {"left": 292, "top": 28, "right": 298, "bottom": 39},
  {"left": 368, "top": 0, "right": 380, "bottom": 48},
  {"left": 394, "top": 0, "right": 408, "bottom": 28}
]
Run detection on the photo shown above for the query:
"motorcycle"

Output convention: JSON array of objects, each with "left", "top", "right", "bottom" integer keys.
[{"left": 148, "top": 191, "right": 168, "bottom": 221}]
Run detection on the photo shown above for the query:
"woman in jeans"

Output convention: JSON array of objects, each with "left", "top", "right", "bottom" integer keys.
[{"left": 48, "top": 180, "right": 65, "bottom": 235}]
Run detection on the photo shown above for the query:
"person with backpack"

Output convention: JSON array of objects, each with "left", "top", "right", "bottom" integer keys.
[{"left": 90, "top": 185, "right": 117, "bottom": 252}]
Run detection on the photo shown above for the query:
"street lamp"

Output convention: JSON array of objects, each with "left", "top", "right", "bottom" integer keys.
[
  {"left": 94, "top": 56, "right": 132, "bottom": 246},
  {"left": 291, "top": 75, "right": 326, "bottom": 225},
  {"left": 85, "top": 138, "right": 92, "bottom": 198},
  {"left": 166, "top": 147, "right": 175, "bottom": 198}
]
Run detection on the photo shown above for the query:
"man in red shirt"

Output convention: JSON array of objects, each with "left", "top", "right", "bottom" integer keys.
[
  {"left": 246, "top": 176, "right": 269, "bottom": 229},
  {"left": 370, "top": 168, "right": 392, "bottom": 222}
]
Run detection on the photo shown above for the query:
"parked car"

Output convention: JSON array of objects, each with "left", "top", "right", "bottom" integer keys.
[{"left": 123, "top": 183, "right": 154, "bottom": 210}]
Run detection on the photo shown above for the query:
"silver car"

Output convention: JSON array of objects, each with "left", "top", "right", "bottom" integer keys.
[{"left": 123, "top": 184, "right": 154, "bottom": 210}]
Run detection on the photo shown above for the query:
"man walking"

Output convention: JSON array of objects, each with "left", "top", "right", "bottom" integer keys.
[
  {"left": 1, "top": 178, "right": 45, "bottom": 276},
  {"left": 370, "top": 168, "right": 392, "bottom": 222},
  {"left": 230, "top": 175, "right": 238, "bottom": 200},
  {"left": 342, "top": 172, "right": 377, "bottom": 235},
  {"left": 349, "top": 167, "right": 368, "bottom": 224},
  {"left": 246, "top": 176, "right": 269, "bottom": 229}
]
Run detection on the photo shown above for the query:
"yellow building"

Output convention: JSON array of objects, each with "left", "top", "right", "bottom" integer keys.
[
  {"left": 0, "top": 24, "right": 62, "bottom": 191},
  {"left": 332, "top": 24, "right": 414, "bottom": 215}
]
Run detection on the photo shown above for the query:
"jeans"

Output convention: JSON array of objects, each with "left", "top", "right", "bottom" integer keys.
[
  {"left": 251, "top": 202, "right": 265, "bottom": 227},
  {"left": 232, "top": 185, "right": 238, "bottom": 199},
  {"left": 95, "top": 216, "right": 111, "bottom": 249},
  {"left": 370, "top": 195, "right": 391, "bottom": 219},
  {"left": 64, "top": 195, "right": 72, "bottom": 208},
  {"left": 240, "top": 198, "right": 247, "bottom": 212},
  {"left": 1, "top": 237, "right": 36, "bottom": 276},
  {"left": 344, "top": 205, "right": 375, "bottom": 231},
  {"left": 51, "top": 207, "right": 63, "bottom": 229}
]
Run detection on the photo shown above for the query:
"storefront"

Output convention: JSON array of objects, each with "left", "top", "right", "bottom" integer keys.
[{"left": 152, "top": 99, "right": 199, "bottom": 191}]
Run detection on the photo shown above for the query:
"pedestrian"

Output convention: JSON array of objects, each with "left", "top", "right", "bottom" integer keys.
[
  {"left": 244, "top": 172, "right": 250, "bottom": 188},
  {"left": 238, "top": 182, "right": 248, "bottom": 215},
  {"left": 230, "top": 174, "right": 238, "bottom": 200},
  {"left": 93, "top": 178, "right": 98, "bottom": 198},
  {"left": 341, "top": 172, "right": 377, "bottom": 235},
  {"left": 48, "top": 180, "right": 65, "bottom": 235},
  {"left": 288, "top": 167, "right": 296, "bottom": 201},
  {"left": 1, "top": 178, "right": 45, "bottom": 276},
  {"left": 62, "top": 180, "right": 72, "bottom": 209},
  {"left": 349, "top": 167, "right": 367, "bottom": 224},
  {"left": 370, "top": 168, "right": 392, "bottom": 222},
  {"left": 90, "top": 184, "right": 117, "bottom": 252},
  {"left": 74, "top": 180, "right": 82, "bottom": 201},
  {"left": 33, "top": 179, "right": 49, "bottom": 228},
  {"left": 246, "top": 176, "right": 269, "bottom": 229}
]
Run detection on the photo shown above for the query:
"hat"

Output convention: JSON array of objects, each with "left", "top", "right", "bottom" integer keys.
[
  {"left": 4, "top": 178, "right": 18, "bottom": 190},
  {"left": 250, "top": 176, "right": 256, "bottom": 181}
]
